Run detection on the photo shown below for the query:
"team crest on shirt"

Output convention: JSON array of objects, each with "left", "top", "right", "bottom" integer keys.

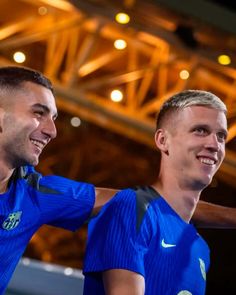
[{"left": 2, "top": 211, "right": 22, "bottom": 230}]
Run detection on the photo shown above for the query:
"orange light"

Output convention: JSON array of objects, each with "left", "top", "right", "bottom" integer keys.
[
  {"left": 13, "top": 51, "right": 26, "bottom": 63},
  {"left": 218, "top": 55, "right": 231, "bottom": 65},
  {"left": 115, "top": 12, "right": 130, "bottom": 24},
  {"left": 179, "top": 70, "right": 189, "bottom": 80},
  {"left": 38, "top": 6, "right": 48, "bottom": 15},
  {"left": 110, "top": 90, "right": 123, "bottom": 102},
  {"left": 114, "top": 39, "right": 127, "bottom": 50}
]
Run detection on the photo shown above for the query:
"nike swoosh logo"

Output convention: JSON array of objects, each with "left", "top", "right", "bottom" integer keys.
[{"left": 161, "top": 239, "right": 176, "bottom": 248}]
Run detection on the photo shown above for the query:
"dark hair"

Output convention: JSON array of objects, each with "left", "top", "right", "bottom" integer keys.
[
  {"left": 156, "top": 89, "right": 227, "bottom": 129},
  {"left": 0, "top": 66, "right": 53, "bottom": 93}
]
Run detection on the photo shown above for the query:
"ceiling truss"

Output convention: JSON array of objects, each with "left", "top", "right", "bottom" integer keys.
[{"left": 0, "top": 0, "right": 236, "bottom": 186}]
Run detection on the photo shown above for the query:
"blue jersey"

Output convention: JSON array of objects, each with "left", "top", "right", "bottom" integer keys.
[
  {"left": 83, "top": 186, "right": 210, "bottom": 295},
  {"left": 0, "top": 166, "right": 95, "bottom": 294}
]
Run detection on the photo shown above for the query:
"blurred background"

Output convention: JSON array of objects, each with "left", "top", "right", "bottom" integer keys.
[{"left": 1, "top": 0, "right": 236, "bottom": 294}]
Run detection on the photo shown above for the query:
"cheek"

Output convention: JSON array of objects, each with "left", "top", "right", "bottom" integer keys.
[
  {"left": 20, "top": 118, "right": 40, "bottom": 133},
  {"left": 219, "top": 147, "right": 225, "bottom": 162},
  {"left": 6, "top": 119, "right": 39, "bottom": 139},
  {"left": 31, "top": 118, "right": 40, "bottom": 127}
]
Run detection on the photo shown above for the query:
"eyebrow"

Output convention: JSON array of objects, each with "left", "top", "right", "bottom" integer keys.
[{"left": 32, "top": 103, "right": 58, "bottom": 120}]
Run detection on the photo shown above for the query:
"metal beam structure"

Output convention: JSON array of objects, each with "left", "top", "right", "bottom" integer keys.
[{"left": 0, "top": 0, "right": 236, "bottom": 186}]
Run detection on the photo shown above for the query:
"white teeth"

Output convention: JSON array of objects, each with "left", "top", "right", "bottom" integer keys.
[
  {"left": 30, "top": 139, "right": 44, "bottom": 149},
  {"left": 199, "top": 158, "right": 215, "bottom": 165}
]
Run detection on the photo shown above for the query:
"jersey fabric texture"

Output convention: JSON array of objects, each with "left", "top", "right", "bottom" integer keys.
[
  {"left": 83, "top": 186, "right": 210, "bottom": 295},
  {"left": 0, "top": 166, "right": 95, "bottom": 294}
]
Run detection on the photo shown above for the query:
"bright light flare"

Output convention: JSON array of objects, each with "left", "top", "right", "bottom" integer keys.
[
  {"left": 13, "top": 52, "right": 26, "bottom": 63},
  {"left": 114, "top": 39, "right": 127, "bottom": 50},
  {"left": 218, "top": 55, "right": 231, "bottom": 65},
  {"left": 70, "top": 117, "right": 81, "bottom": 127},
  {"left": 179, "top": 70, "right": 190, "bottom": 80},
  {"left": 115, "top": 12, "right": 130, "bottom": 24},
  {"left": 110, "top": 90, "right": 123, "bottom": 102}
]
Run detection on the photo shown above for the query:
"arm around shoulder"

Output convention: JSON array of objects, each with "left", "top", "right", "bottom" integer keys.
[
  {"left": 93, "top": 187, "right": 119, "bottom": 215},
  {"left": 193, "top": 200, "right": 236, "bottom": 228}
]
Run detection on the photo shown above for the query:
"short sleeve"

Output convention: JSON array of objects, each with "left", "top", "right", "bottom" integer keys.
[
  {"left": 31, "top": 175, "right": 95, "bottom": 231},
  {"left": 83, "top": 189, "right": 151, "bottom": 277}
]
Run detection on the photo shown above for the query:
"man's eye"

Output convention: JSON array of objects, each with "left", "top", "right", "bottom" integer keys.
[
  {"left": 217, "top": 132, "right": 227, "bottom": 142},
  {"left": 34, "top": 111, "right": 44, "bottom": 117},
  {"left": 194, "top": 128, "right": 207, "bottom": 135}
]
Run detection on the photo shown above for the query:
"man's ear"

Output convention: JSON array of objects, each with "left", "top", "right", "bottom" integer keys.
[
  {"left": 0, "top": 107, "right": 5, "bottom": 133},
  {"left": 154, "top": 129, "right": 169, "bottom": 152}
]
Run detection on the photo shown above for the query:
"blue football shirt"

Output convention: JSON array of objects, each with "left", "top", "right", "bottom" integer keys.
[
  {"left": 83, "top": 187, "right": 210, "bottom": 295},
  {"left": 0, "top": 166, "right": 95, "bottom": 294}
]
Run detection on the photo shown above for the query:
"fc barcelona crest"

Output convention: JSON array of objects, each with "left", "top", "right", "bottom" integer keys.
[{"left": 2, "top": 211, "right": 22, "bottom": 230}]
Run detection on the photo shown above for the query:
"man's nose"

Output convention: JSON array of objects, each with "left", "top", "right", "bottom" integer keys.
[
  {"left": 42, "top": 118, "right": 57, "bottom": 139},
  {"left": 205, "top": 134, "right": 220, "bottom": 151}
]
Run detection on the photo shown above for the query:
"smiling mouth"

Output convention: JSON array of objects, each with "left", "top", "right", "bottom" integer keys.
[
  {"left": 198, "top": 157, "right": 216, "bottom": 165},
  {"left": 30, "top": 139, "right": 45, "bottom": 151}
]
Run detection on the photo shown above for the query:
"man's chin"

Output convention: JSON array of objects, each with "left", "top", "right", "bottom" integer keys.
[
  {"left": 31, "top": 159, "right": 39, "bottom": 167},
  {"left": 192, "top": 176, "right": 212, "bottom": 190},
  {"left": 200, "top": 175, "right": 213, "bottom": 189},
  {"left": 25, "top": 156, "right": 39, "bottom": 167}
]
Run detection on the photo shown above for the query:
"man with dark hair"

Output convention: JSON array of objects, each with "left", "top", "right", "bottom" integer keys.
[
  {"left": 0, "top": 66, "right": 116, "bottom": 294},
  {"left": 0, "top": 66, "right": 53, "bottom": 90},
  {"left": 83, "top": 90, "right": 229, "bottom": 295}
]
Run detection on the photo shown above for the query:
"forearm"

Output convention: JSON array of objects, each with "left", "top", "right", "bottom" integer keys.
[
  {"left": 193, "top": 200, "right": 236, "bottom": 228},
  {"left": 93, "top": 187, "right": 118, "bottom": 215},
  {"left": 103, "top": 269, "right": 145, "bottom": 295}
]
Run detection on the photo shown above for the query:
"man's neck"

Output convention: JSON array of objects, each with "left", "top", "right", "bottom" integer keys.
[
  {"left": 0, "top": 180, "right": 10, "bottom": 194},
  {"left": 152, "top": 180, "right": 201, "bottom": 223},
  {"left": 0, "top": 163, "right": 15, "bottom": 194}
]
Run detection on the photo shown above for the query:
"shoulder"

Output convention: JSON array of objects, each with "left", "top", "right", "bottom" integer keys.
[
  {"left": 97, "top": 186, "right": 161, "bottom": 232},
  {"left": 106, "top": 186, "right": 160, "bottom": 207},
  {"left": 15, "top": 166, "right": 94, "bottom": 196},
  {"left": 134, "top": 186, "right": 161, "bottom": 231},
  {"left": 99, "top": 188, "right": 137, "bottom": 217}
]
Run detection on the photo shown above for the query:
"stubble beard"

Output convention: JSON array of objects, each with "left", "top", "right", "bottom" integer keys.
[{"left": 3, "top": 136, "right": 40, "bottom": 168}]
